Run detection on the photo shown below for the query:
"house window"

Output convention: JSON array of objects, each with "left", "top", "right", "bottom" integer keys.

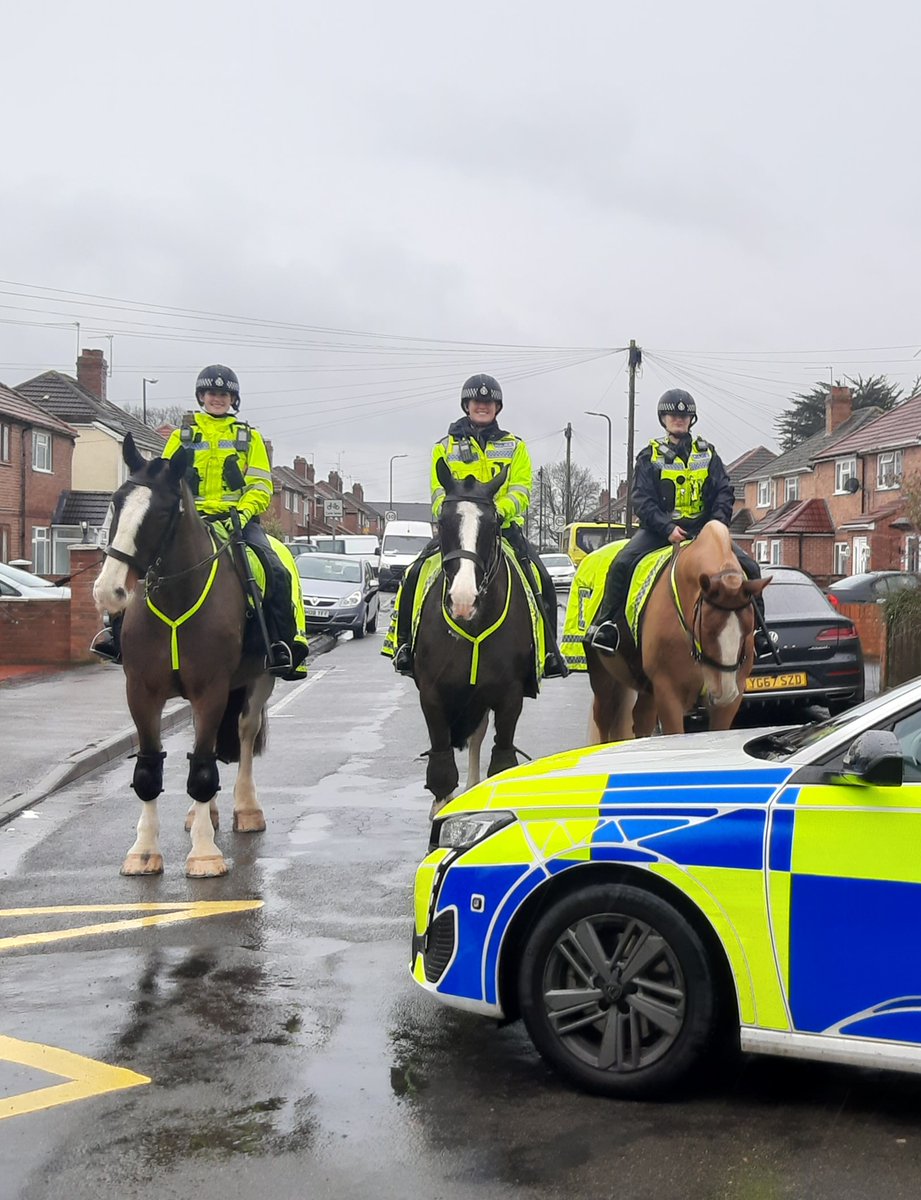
[
  {"left": 283, "top": 490, "right": 292, "bottom": 511},
  {"left": 32, "top": 431, "right": 52, "bottom": 472},
  {"left": 906, "top": 537, "right": 920, "bottom": 573},
  {"left": 0, "top": 422, "right": 10, "bottom": 463},
  {"left": 770, "top": 540, "right": 783, "bottom": 566},
  {"left": 52, "top": 525, "right": 84, "bottom": 574},
  {"left": 834, "top": 542, "right": 850, "bottom": 574},
  {"left": 834, "top": 457, "right": 857, "bottom": 493},
  {"left": 784, "top": 476, "right": 799, "bottom": 502},
  {"left": 31, "top": 527, "right": 51, "bottom": 574},
  {"left": 877, "top": 449, "right": 903, "bottom": 489},
  {"left": 0, "top": 525, "right": 9, "bottom": 561},
  {"left": 754, "top": 540, "right": 768, "bottom": 563},
  {"left": 756, "top": 480, "right": 773, "bottom": 508}
]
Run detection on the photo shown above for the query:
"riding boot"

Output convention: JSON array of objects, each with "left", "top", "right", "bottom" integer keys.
[
  {"left": 391, "top": 549, "right": 432, "bottom": 676},
  {"left": 393, "top": 644, "right": 414, "bottom": 676},
  {"left": 90, "top": 613, "right": 123, "bottom": 663}
]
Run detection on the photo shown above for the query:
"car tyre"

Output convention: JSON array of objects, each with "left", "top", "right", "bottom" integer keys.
[
  {"left": 353, "top": 609, "right": 367, "bottom": 639},
  {"left": 367, "top": 609, "right": 378, "bottom": 634},
  {"left": 518, "top": 884, "right": 718, "bottom": 1098}
]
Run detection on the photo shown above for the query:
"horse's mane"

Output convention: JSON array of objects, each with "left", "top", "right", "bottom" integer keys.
[{"left": 679, "top": 521, "right": 743, "bottom": 589}]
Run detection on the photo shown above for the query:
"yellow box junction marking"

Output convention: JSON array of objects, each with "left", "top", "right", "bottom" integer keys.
[
  {"left": 0, "top": 901, "right": 263, "bottom": 1119},
  {"left": 0, "top": 1035, "right": 150, "bottom": 1121}
]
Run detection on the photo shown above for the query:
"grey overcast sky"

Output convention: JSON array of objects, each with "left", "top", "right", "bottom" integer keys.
[{"left": 2, "top": 0, "right": 920, "bottom": 503}]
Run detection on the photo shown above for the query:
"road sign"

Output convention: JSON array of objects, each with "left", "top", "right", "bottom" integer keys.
[
  {"left": 385, "top": 510, "right": 397, "bottom": 523},
  {"left": 323, "top": 499, "right": 343, "bottom": 519}
]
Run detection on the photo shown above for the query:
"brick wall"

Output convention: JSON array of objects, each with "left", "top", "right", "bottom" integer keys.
[
  {"left": 837, "top": 600, "right": 884, "bottom": 660},
  {"left": 0, "top": 599, "right": 70, "bottom": 664},
  {"left": 0, "top": 422, "right": 23, "bottom": 554},
  {"left": 69, "top": 546, "right": 105, "bottom": 662}
]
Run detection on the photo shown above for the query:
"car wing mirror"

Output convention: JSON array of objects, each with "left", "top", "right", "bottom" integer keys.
[{"left": 830, "top": 729, "right": 904, "bottom": 787}]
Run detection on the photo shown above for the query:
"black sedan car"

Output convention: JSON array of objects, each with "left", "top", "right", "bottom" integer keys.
[
  {"left": 296, "top": 554, "right": 380, "bottom": 639},
  {"left": 826, "top": 570, "right": 920, "bottom": 606},
  {"left": 743, "top": 566, "right": 864, "bottom": 715}
]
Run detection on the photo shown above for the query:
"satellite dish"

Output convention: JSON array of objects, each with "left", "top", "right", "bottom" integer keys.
[{"left": 843, "top": 477, "right": 861, "bottom": 494}]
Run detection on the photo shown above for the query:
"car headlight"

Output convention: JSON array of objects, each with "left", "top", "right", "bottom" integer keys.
[
  {"left": 437, "top": 811, "right": 515, "bottom": 850},
  {"left": 340, "top": 590, "right": 362, "bottom": 607}
]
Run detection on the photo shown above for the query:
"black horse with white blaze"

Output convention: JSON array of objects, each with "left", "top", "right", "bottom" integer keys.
[{"left": 413, "top": 460, "right": 538, "bottom": 816}]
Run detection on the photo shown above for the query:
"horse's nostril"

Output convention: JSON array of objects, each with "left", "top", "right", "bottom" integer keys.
[{"left": 114, "top": 587, "right": 126, "bottom": 600}]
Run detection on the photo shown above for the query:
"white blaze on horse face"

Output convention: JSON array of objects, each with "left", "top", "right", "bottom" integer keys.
[
  {"left": 447, "top": 501, "right": 481, "bottom": 620},
  {"left": 93, "top": 486, "right": 152, "bottom": 614},
  {"left": 708, "top": 611, "right": 744, "bottom": 707}
]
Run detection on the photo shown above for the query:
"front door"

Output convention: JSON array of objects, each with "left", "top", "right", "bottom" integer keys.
[{"left": 852, "top": 536, "right": 870, "bottom": 574}]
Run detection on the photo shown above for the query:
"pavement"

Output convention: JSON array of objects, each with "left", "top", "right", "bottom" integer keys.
[{"left": 0, "top": 632, "right": 337, "bottom": 828}]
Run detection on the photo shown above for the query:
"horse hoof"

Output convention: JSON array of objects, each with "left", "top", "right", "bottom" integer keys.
[
  {"left": 232, "top": 811, "right": 266, "bottom": 833},
  {"left": 185, "top": 855, "right": 229, "bottom": 878},
  {"left": 185, "top": 809, "right": 219, "bottom": 832},
  {"left": 120, "top": 853, "right": 164, "bottom": 876}
]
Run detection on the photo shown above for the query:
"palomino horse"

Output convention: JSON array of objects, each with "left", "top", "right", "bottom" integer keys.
[
  {"left": 587, "top": 520, "right": 769, "bottom": 742},
  {"left": 414, "top": 460, "right": 537, "bottom": 818},
  {"left": 93, "top": 434, "right": 275, "bottom": 877}
]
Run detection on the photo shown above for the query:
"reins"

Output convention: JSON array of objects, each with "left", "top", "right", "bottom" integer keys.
[
  {"left": 669, "top": 552, "right": 752, "bottom": 673},
  {"left": 439, "top": 495, "right": 508, "bottom": 683}
]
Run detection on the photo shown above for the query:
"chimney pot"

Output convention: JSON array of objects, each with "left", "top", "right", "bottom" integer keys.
[
  {"left": 826, "top": 385, "right": 853, "bottom": 436},
  {"left": 76, "top": 347, "right": 107, "bottom": 403}
]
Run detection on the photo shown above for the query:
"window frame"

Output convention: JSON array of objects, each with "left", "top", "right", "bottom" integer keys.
[
  {"left": 784, "top": 475, "right": 800, "bottom": 502},
  {"left": 31, "top": 526, "right": 51, "bottom": 574},
  {"left": 31, "top": 430, "right": 52, "bottom": 473},
  {"left": 769, "top": 540, "right": 783, "bottom": 566},
  {"left": 0, "top": 422, "right": 11, "bottom": 463},
  {"left": 754, "top": 539, "right": 769, "bottom": 563},
  {"left": 834, "top": 542, "right": 850, "bottom": 574},
  {"left": 756, "top": 479, "right": 773, "bottom": 509},
  {"left": 876, "top": 449, "right": 903, "bottom": 490},
  {"left": 834, "top": 457, "right": 857, "bottom": 494}
]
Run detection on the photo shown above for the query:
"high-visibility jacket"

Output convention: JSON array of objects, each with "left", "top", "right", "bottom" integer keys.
[
  {"left": 430, "top": 427, "right": 531, "bottom": 528},
  {"left": 162, "top": 410, "right": 273, "bottom": 522}
]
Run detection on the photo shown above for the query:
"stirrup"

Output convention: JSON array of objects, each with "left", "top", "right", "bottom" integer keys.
[
  {"left": 90, "top": 629, "right": 120, "bottom": 663},
  {"left": 587, "top": 621, "right": 620, "bottom": 656},
  {"left": 753, "top": 629, "right": 773, "bottom": 659},
  {"left": 266, "top": 641, "right": 294, "bottom": 677},
  {"left": 542, "top": 654, "right": 568, "bottom": 680},
  {"left": 393, "top": 644, "right": 414, "bottom": 676}
]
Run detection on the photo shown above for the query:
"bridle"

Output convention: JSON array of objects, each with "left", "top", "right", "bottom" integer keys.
[
  {"left": 670, "top": 554, "right": 753, "bottom": 673},
  {"left": 440, "top": 495, "right": 503, "bottom": 599}
]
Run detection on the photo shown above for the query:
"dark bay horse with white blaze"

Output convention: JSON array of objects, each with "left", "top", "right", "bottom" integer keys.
[
  {"left": 93, "top": 434, "right": 275, "bottom": 877},
  {"left": 587, "top": 521, "right": 769, "bottom": 741},
  {"left": 414, "top": 460, "right": 537, "bottom": 817}
]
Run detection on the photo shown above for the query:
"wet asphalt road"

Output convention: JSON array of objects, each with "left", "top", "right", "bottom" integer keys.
[{"left": 1, "top": 600, "right": 920, "bottom": 1200}]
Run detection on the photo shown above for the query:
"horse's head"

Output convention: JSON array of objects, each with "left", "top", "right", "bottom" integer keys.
[
  {"left": 93, "top": 433, "right": 192, "bottom": 614},
  {"left": 696, "top": 567, "right": 771, "bottom": 706},
  {"left": 435, "top": 458, "right": 507, "bottom": 621}
]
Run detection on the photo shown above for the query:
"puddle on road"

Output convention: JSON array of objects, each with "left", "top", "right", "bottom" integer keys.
[{"left": 289, "top": 812, "right": 333, "bottom": 846}]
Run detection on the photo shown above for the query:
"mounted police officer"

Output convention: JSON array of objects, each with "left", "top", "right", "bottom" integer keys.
[
  {"left": 92, "top": 365, "right": 308, "bottom": 678},
  {"left": 392, "top": 374, "right": 566, "bottom": 678},
  {"left": 587, "top": 388, "right": 769, "bottom": 656}
]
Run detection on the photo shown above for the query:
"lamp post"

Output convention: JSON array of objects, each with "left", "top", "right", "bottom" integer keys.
[
  {"left": 389, "top": 453, "right": 408, "bottom": 510},
  {"left": 585, "top": 410, "right": 613, "bottom": 538},
  {"left": 142, "top": 377, "right": 158, "bottom": 426}
]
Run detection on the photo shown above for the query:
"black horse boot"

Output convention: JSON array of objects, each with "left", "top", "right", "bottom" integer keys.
[{"left": 393, "top": 644, "right": 414, "bottom": 676}]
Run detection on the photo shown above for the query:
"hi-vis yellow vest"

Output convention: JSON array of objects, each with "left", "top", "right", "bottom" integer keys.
[
  {"left": 430, "top": 431, "right": 531, "bottom": 528},
  {"left": 162, "top": 411, "right": 273, "bottom": 522},
  {"left": 649, "top": 437, "right": 712, "bottom": 520}
]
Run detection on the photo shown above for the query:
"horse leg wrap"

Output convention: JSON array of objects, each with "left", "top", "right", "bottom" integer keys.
[
  {"left": 186, "top": 752, "right": 220, "bottom": 803},
  {"left": 131, "top": 751, "right": 167, "bottom": 802},
  {"left": 487, "top": 747, "right": 519, "bottom": 778},
  {"left": 425, "top": 749, "right": 458, "bottom": 799}
]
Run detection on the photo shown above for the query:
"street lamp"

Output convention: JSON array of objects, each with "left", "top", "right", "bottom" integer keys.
[
  {"left": 389, "top": 453, "right": 408, "bottom": 510},
  {"left": 142, "top": 377, "right": 158, "bottom": 426},
  {"left": 585, "top": 410, "right": 613, "bottom": 539}
]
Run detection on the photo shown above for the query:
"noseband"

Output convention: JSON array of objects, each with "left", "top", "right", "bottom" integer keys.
[{"left": 670, "top": 556, "right": 753, "bottom": 673}]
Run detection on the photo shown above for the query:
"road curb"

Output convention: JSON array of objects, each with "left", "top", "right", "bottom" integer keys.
[{"left": 0, "top": 633, "right": 338, "bottom": 829}]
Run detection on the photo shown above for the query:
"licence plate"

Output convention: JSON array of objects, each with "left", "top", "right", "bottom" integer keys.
[
  {"left": 304, "top": 606, "right": 329, "bottom": 617},
  {"left": 745, "top": 672, "right": 808, "bottom": 692}
]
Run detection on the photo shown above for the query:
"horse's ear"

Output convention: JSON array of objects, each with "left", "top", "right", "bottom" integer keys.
[
  {"left": 435, "top": 455, "right": 455, "bottom": 494},
  {"left": 484, "top": 464, "right": 509, "bottom": 498},
  {"left": 744, "top": 576, "right": 771, "bottom": 598},
  {"left": 699, "top": 572, "right": 712, "bottom": 594},
  {"left": 167, "top": 447, "right": 191, "bottom": 485},
  {"left": 122, "top": 433, "right": 145, "bottom": 474}
]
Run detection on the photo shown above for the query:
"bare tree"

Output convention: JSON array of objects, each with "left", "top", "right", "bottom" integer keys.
[
  {"left": 123, "top": 403, "right": 191, "bottom": 429},
  {"left": 530, "top": 460, "right": 600, "bottom": 546}
]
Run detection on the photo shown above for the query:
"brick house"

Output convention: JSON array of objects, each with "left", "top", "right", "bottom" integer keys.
[
  {"left": 0, "top": 382, "right": 78, "bottom": 574},
  {"left": 314, "top": 472, "right": 384, "bottom": 537},
  {"left": 16, "top": 349, "right": 165, "bottom": 494},
  {"left": 734, "top": 386, "right": 921, "bottom": 581},
  {"left": 269, "top": 459, "right": 384, "bottom": 541},
  {"left": 725, "top": 446, "right": 776, "bottom": 525}
]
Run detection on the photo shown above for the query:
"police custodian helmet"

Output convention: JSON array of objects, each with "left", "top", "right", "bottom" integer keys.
[
  {"left": 460, "top": 373, "right": 503, "bottom": 413},
  {"left": 195, "top": 364, "right": 241, "bottom": 410},
  {"left": 657, "top": 388, "right": 697, "bottom": 428}
]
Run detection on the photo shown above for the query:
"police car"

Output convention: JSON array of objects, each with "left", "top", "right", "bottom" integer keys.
[{"left": 412, "top": 678, "right": 921, "bottom": 1097}]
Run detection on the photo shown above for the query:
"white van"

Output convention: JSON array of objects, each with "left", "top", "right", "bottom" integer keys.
[
  {"left": 291, "top": 534, "right": 380, "bottom": 565},
  {"left": 378, "top": 520, "right": 434, "bottom": 591}
]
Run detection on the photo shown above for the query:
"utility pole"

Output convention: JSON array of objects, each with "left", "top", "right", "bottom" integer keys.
[
  {"left": 625, "top": 340, "right": 642, "bottom": 531},
  {"left": 538, "top": 466, "right": 544, "bottom": 550},
  {"left": 564, "top": 422, "right": 573, "bottom": 525},
  {"left": 586, "top": 410, "right": 612, "bottom": 540}
]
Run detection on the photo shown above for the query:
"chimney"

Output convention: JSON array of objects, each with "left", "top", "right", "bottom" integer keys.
[
  {"left": 599, "top": 487, "right": 610, "bottom": 516},
  {"left": 825, "top": 385, "right": 853, "bottom": 436},
  {"left": 263, "top": 439, "right": 274, "bottom": 465},
  {"left": 328, "top": 470, "right": 342, "bottom": 493},
  {"left": 293, "top": 455, "right": 308, "bottom": 480},
  {"left": 351, "top": 482, "right": 364, "bottom": 503},
  {"left": 76, "top": 348, "right": 107, "bottom": 402}
]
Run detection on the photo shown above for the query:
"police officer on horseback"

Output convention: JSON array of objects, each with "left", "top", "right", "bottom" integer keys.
[
  {"left": 587, "top": 388, "right": 769, "bottom": 656},
  {"left": 392, "top": 374, "right": 566, "bottom": 678},
  {"left": 92, "top": 365, "right": 308, "bottom": 679}
]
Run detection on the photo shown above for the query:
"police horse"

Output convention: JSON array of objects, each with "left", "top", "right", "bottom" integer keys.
[
  {"left": 93, "top": 434, "right": 275, "bottom": 877},
  {"left": 586, "top": 521, "right": 769, "bottom": 741},
  {"left": 412, "top": 461, "right": 539, "bottom": 818}
]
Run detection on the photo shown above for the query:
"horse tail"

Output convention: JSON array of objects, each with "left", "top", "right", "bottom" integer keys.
[{"left": 216, "top": 687, "right": 246, "bottom": 763}]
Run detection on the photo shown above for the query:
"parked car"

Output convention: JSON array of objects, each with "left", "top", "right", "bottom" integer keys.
[
  {"left": 539, "top": 552, "right": 576, "bottom": 590},
  {"left": 295, "top": 553, "right": 379, "bottom": 638},
  {"left": 0, "top": 562, "right": 70, "bottom": 600},
  {"left": 413, "top": 676, "right": 921, "bottom": 1097},
  {"left": 826, "top": 571, "right": 921, "bottom": 606},
  {"left": 743, "top": 566, "right": 864, "bottom": 715}
]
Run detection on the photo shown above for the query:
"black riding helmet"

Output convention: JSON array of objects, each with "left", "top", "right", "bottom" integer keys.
[
  {"left": 460, "top": 374, "right": 503, "bottom": 413},
  {"left": 195, "top": 364, "right": 241, "bottom": 411},
  {"left": 657, "top": 388, "right": 697, "bottom": 428}
]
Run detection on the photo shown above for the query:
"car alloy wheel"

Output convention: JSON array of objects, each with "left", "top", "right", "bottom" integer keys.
[{"left": 518, "top": 884, "right": 717, "bottom": 1097}]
